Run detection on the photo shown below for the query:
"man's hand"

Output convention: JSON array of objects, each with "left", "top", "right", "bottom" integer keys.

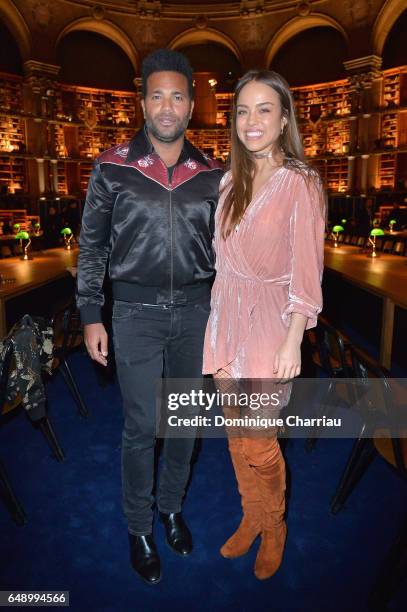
[{"left": 84, "top": 323, "right": 109, "bottom": 367}]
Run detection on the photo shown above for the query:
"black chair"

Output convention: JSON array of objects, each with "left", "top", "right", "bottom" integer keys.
[
  {"left": 330, "top": 345, "right": 406, "bottom": 515},
  {"left": 11, "top": 243, "right": 23, "bottom": 257},
  {"left": 0, "top": 342, "right": 27, "bottom": 526},
  {"left": 350, "top": 235, "right": 358, "bottom": 245},
  {"left": 344, "top": 234, "right": 352, "bottom": 244},
  {"left": 331, "top": 348, "right": 407, "bottom": 610},
  {"left": 392, "top": 240, "right": 405, "bottom": 256},
  {"left": 50, "top": 301, "right": 88, "bottom": 418},
  {"left": 382, "top": 239, "right": 393, "bottom": 253},
  {"left": 0, "top": 245, "right": 12, "bottom": 258},
  {"left": 0, "top": 322, "right": 66, "bottom": 525},
  {"left": 305, "top": 319, "right": 353, "bottom": 452},
  {"left": 375, "top": 238, "right": 384, "bottom": 251},
  {"left": 367, "top": 511, "right": 407, "bottom": 612},
  {"left": 308, "top": 318, "right": 353, "bottom": 379}
]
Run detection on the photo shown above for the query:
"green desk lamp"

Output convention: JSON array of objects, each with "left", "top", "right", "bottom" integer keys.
[
  {"left": 332, "top": 225, "right": 344, "bottom": 248},
  {"left": 368, "top": 228, "right": 384, "bottom": 258},
  {"left": 15, "top": 230, "right": 32, "bottom": 260},
  {"left": 61, "top": 227, "right": 73, "bottom": 250}
]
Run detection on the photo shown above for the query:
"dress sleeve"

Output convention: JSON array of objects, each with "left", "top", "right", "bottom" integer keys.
[{"left": 281, "top": 172, "right": 325, "bottom": 330}]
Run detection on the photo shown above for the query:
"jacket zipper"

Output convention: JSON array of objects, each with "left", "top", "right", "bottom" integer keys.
[{"left": 168, "top": 170, "right": 173, "bottom": 305}]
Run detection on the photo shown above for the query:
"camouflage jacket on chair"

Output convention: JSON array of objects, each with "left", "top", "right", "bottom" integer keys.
[{"left": 0, "top": 314, "right": 53, "bottom": 421}]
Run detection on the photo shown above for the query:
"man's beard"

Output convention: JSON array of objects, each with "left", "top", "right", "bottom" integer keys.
[{"left": 145, "top": 112, "right": 190, "bottom": 143}]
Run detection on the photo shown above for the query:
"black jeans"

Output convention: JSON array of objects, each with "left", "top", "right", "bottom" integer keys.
[{"left": 112, "top": 295, "right": 210, "bottom": 535}]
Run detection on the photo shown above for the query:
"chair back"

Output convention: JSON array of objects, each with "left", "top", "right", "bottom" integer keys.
[
  {"left": 315, "top": 320, "right": 352, "bottom": 378},
  {"left": 351, "top": 347, "right": 407, "bottom": 480},
  {"left": 0, "top": 340, "right": 14, "bottom": 411},
  {"left": 382, "top": 240, "right": 393, "bottom": 253},
  {"left": 0, "top": 245, "right": 12, "bottom": 258},
  {"left": 50, "top": 301, "right": 83, "bottom": 365},
  {"left": 392, "top": 241, "right": 405, "bottom": 256}
]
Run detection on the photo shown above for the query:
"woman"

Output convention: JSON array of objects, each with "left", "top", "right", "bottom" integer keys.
[{"left": 203, "top": 70, "right": 325, "bottom": 580}]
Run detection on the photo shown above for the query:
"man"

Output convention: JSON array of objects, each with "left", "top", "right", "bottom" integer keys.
[{"left": 76, "top": 49, "right": 223, "bottom": 584}]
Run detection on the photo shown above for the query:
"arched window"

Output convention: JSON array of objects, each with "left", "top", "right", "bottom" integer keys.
[
  {"left": 0, "top": 20, "right": 23, "bottom": 75},
  {"left": 57, "top": 31, "right": 135, "bottom": 91},
  {"left": 382, "top": 9, "right": 407, "bottom": 69},
  {"left": 270, "top": 27, "right": 348, "bottom": 87}
]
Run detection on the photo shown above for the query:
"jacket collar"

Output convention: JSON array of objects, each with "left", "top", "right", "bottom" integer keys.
[{"left": 125, "top": 125, "right": 210, "bottom": 168}]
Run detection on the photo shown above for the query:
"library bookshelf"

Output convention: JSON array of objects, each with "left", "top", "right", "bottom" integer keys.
[{"left": 0, "top": 67, "right": 405, "bottom": 203}]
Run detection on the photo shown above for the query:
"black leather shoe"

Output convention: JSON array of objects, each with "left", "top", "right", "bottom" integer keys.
[
  {"left": 129, "top": 534, "right": 162, "bottom": 584},
  {"left": 159, "top": 512, "right": 193, "bottom": 556}
]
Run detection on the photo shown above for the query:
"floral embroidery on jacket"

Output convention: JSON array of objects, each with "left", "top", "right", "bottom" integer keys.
[
  {"left": 184, "top": 158, "right": 197, "bottom": 170},
  {"left": 138, "top": 155, "right": 155, "bottom": 168},
  {"left": 0, "top": 315, "right": 53, "bottom": 421}
]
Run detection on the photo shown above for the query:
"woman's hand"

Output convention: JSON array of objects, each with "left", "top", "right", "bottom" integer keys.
[{"left": 273, "top": 338, "right": 301, "bottom": 382}]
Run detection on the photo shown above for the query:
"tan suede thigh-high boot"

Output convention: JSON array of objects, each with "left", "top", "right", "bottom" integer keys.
[
  {"left": 213, "top": 372, "right": 262, "bottom": 559},
  {"left": 220, "top": 435, "right": 262, "bottom": 558},
  {"left": 242, "top": 436, "right": 287, "bottom": 580}
]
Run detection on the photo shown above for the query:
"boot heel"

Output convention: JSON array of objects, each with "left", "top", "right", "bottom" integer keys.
[{"left": 254, "top": 522, "right": 287, "bottom": 580}]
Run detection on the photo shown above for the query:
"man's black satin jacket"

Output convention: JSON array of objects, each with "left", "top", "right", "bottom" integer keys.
[{"left": 77, "top": 128, "right": 224, "bottom": 324}]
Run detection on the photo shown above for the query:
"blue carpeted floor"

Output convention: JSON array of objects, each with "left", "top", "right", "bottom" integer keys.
[{"left": 0, "top": 350, "right": 406, "bottom": 612}]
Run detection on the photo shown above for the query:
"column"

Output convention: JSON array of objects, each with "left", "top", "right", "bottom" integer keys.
[
  {"left": 344, "top": 56, "right": 383, "bottom": 193},
  {"left": 348, "top": 116, "right": 358, "bottom": 154},
  {"left": 347, "top": 156, "right": 355, "bottom": 192},
  {"left": 36, "top": 158, "right": 45, "bottom": 194},
  {"left": 361, "top": 154, "right": 369, "bottom": 194},
  {"left": 23, "top": 61, "right": 61, "bottom": 197},
  {"left": 133, "top": 77, "right": 143, "bottom": 128},
  {"left": 191, "top": 73, "right": 217, "bottom": 128},
  {"left": 50, "top": 159, "right": 58, "bottom": 193}
]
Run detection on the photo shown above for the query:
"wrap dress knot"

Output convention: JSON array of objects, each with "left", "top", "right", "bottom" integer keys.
[{"left": 203, "top": 165, "right": 326, "bottom": 382}]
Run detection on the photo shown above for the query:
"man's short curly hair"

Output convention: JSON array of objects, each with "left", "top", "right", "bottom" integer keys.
[{"left": 141, "top": 48, "right": 194, "bottom": 99}]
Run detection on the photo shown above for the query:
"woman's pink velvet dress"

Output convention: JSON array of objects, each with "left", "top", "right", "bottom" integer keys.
[{"left": 203, "top": 166, "right": 325, "bottom": 379}]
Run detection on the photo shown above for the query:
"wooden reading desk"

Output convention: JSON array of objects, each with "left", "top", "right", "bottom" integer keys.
[
  {"left": 1, "top": 243, "right": 405, "bottom": 369},
  {"left": 0, "top": 247, "right": 78, "bottom": 337},
  {"left": 324, "top": 243, "right": 407, "bottom": 369}
]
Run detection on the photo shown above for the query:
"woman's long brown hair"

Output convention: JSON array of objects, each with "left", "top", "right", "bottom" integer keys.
[{"left": 221, "top": 69, "right": 321, "bottom": 238}]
